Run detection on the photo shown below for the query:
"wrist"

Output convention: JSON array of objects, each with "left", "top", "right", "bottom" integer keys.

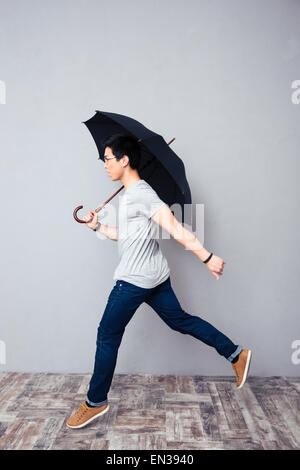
[
  {"left": 197, "top": 247, "right": 211, "bottom": 262},
  {"left": 203, "top": 252, "right": 213, "bottom": 264},
  {"left": 92, "top": 221, "right": 101, "bottom": 232}
]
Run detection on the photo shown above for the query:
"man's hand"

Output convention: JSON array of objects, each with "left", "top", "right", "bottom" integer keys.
[
  {"left": 83, "top": 210, "right": 98, "bottom": 230},
  {"left": 206, "top": 255, "right": 226, "bottom": 280}
]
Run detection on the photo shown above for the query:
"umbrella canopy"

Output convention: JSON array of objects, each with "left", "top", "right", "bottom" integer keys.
[{"left": 83, "top": 110, "right": 192, "bottom": 224}]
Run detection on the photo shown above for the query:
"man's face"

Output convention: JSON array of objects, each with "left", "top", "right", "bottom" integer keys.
[{"left": 103, "top": 146, "right": 128, "bottom": 181}]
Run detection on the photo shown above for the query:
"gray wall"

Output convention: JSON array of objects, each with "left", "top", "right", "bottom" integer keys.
[{"left": 1, "top": 0, "right": 299, "bottom": 376}]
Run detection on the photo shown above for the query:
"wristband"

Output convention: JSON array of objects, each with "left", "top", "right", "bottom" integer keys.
[
  {"left": 93, "top": 221, "right": 101, "bottom": 232},
  {"left": 203, "top": 252, "right": 213, "bottom": 264}
]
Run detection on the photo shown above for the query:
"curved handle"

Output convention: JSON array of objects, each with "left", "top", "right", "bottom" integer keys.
[
  {"left": 73, "top": 184, "right": 125, "bottom": 224},
  {"left": 73, "top": 205, "right": 86, "bottom": 223},
  {"left": 73, "top": 205, "right": 108, "bottom": 224}
]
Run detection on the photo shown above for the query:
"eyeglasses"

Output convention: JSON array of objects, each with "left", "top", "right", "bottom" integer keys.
[{"left": 103, "top": 156, "right": 117, "bottom": 163}]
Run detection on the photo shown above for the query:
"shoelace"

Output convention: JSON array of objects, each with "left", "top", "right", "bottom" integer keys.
[{"left": 74, "top": 402, "right": 88, "bottom": 422}]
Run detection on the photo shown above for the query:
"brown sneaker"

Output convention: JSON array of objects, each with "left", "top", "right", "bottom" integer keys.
[
  {"left": 231, "top": 349, "right": 252, "bottom": 389},
  {"left": 66, "top": 401, "right": 110, "bottom": 429}
]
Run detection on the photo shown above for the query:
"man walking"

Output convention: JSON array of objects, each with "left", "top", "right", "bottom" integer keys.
[{"left": 67, "top": 134, "right": 252, "bottom": 429}]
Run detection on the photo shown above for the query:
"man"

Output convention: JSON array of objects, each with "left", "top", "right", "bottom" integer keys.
[{"left": 66, "top": 134, "right": 252, "bottom": 429}]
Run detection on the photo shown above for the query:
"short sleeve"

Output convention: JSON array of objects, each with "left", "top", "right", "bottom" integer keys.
[{"left": 140, "top": 186, "right": 166, "bottom": 219}]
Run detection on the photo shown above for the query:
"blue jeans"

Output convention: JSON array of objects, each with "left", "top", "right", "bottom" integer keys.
[{"left": 86, "top": 276, "right": 242, "bottom": 406}]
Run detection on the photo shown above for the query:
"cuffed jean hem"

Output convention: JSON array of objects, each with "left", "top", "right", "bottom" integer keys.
[
  {"left": 86, "top": 396, "right": 108, "bottom": 407},
  {"left": 226, "top": 345, "right": 243, "bottom": 362}
]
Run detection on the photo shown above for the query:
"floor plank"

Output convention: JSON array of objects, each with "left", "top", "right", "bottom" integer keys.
[{"left": 0, "top": 373, "right": 299, "bottom": 450}]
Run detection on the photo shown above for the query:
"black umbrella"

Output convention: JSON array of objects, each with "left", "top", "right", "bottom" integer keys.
[{"left": 73, "top": 110, "right": 192, "bottom": 225}]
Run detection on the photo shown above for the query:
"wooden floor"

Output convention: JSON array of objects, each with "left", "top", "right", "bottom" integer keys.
[{"left": 0, "top": 372, "right": 299, "bottom": 450}]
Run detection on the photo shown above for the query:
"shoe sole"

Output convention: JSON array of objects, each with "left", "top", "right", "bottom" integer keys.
[
  {"left": 66, "top": 404, "right": 110, "bottom": 429},
  {"left": 237, "top": 350, "right": 252, "bottom": 389}
]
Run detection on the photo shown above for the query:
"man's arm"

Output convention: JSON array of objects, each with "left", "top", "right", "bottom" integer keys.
[
  {"left": 151, "top": 204, "right": 225, "bottom": 280},
  {"left": 83, "top": 211, "right": 118, "bottom": 241},
  {"left": 95, "top": 224, "right": 118, "bottom": 241}
]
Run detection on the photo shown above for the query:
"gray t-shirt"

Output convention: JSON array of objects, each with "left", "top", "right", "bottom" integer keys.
[{"left": 113, "top": 179, "right": 170, "bottom": 288}]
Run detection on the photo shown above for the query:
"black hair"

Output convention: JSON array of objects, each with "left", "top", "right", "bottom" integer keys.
[{"left": 101, "top": 133, "right": 141, "bottom": 170}]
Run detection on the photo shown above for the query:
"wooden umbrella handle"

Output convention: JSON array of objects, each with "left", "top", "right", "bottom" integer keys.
[
  {"left": 73, "top": 185, "right": 125, "bottom": 223},
  {"left": 73, "top": 137, "right": 176, "bottom": 224}
]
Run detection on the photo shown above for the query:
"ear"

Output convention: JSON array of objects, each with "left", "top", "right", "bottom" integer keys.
[{"left": 123, "top": 155, "right": 130, "bottom": 166}]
